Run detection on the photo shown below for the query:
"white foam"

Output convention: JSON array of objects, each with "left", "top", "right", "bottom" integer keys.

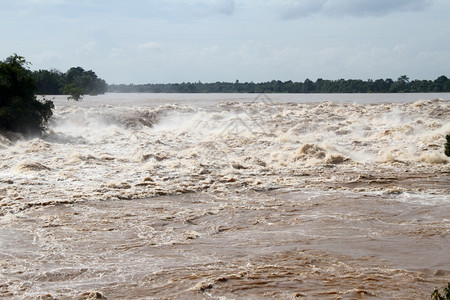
[{"left": 0, "top": 96, "right": 448, "bottom": 211}]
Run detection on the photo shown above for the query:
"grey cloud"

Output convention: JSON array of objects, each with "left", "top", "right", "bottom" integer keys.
[
  {"left": 214, "top": 0, "right": 235, "bottom": 16},
  {"left": 281, "top": 0, "right": 433, "bottom": 19},
  {"left": 190, "top": 0, "right": 235, "bottom": 17},
  {"left": 281, "top": 0, "right": 326, "bottom": 19},
  {"left": 325, "top": 0, "right": 433, "bottom": 17}
]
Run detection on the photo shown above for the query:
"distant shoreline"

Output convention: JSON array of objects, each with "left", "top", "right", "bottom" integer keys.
[
  {"left": 105, "top": 90, "right": 450, "bottom": 94},
  {"left": 40, "top": 92, "right": 450, "bottom": 108},
  {"left": 107, "top": 76, "right": 450, "bottom": 94}
]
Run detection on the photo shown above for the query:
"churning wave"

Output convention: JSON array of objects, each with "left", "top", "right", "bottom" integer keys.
[{"left": 0, "top": 97, "right": 448, "bottom": 215}]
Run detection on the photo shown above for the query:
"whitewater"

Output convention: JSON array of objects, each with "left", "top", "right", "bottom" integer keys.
[{"left": 0, "top": 93, "right": 449, "bottom": 299}]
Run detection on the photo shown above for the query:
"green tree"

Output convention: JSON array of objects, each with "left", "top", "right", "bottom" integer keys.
[
  {"left": 392, "top": 75, "right": 410, "bottom": 92},
  {"left": 62, "top": 66, "right": 107, "bottom": 100},
  {"left": 33, "top": 69, "right": 65, "bottom": 95},
  {"left": 303, "top": 78, "right": 314, "bottom": 93},
  {"left": 433, "top": 75, "right": 449, "bottom": 92},
  {"left": 0, "top": 54, "right": 54, "bottom": 135},
  {"left": 62, "top": 83, "right": 83, "bottom": 101}
]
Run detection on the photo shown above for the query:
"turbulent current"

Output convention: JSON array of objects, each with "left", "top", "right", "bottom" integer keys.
[{"left": 0, "top": 93, "right": 449, "bottom": 299}]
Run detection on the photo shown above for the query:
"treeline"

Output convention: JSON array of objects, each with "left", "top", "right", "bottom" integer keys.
[
  {"left": 1, "top": 53, "right": 107, "bottom": 135},
  {"left": 33, "top": 67, "right": 107, "bottom": 96},
  {"left": 108, "top": 75, "right": 450, "bottom": 93}
]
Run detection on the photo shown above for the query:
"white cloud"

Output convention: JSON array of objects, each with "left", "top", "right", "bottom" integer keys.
[
  {"left": 32, "top": 51, "right": 63, "bottom": 66},
  {"left": 345, "top": 44, "right": 389, "bottom": 68},
  {"left": 108, "top": 48, "right": 123, "bottom": 59},
  {"left": 18, "top": 0, "right": 64, "bottom": 4},
  {"left": 14, "top": 0, "right": 64, "bottom": 16},
  {"left": 77, "top": 41, "right": 96, "bottom": 54},
  {"left": 201, "top": 45, "right": 219, "bottom": 54},
  {"left": 393, "top": 44, "right": 407, "bottom": 54},
  {"left": 138, "top": 42, "right": 163, "bottom": 51}
]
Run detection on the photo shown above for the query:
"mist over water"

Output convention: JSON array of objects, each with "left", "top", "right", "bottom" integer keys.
[{"left": 0, "top": 93, "right": 449, "bottom": 299}]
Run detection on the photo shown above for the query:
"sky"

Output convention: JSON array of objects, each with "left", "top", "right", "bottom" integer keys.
[{"left": 1, "top": 0, "right": 450, "bottom": 84}]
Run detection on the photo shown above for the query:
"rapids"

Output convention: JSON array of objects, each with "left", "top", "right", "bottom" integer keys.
[{"left": 0, "top": 93, "right": 449, "bottom": 299}]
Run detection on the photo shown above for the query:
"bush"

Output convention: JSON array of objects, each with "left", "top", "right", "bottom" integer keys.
[
  {"left": 432, "top": 283, "right": 450, "bottom": 300},
  {"left": 0, "top": 54, "right": 54, "bottom": 135},
  {"left": 445, "top": 134, "right": 450, "bottom": 157},
  {"left": 62, "top": 83, "right": 84, "bottom": 101}
]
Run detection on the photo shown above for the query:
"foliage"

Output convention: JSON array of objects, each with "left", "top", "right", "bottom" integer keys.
[
  {"left": 33, "top": 66, "right": 107, "bottom": 100},
  {"left": 445, "top": 135, "right": 450, "bottom": 157},
  {"left": 33, "top": 68, "right": 65, "bottom": 95},
  {"left": 432, "top": 283, "right": 450, "bottom": 300},
  {"left": 0, "top": 54, "right": 54, "bottom": 135},
  {"left": 108, "top": 75, "right": 450, "bottom": 93},
  {"left": 62, "top": 83, "right": 83, "bottom": 101},
  {"left": 65, "top": 67, "right": 107, "bottom": 96}
]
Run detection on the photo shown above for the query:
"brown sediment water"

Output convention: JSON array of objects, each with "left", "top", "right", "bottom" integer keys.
[{"left": 0, "top": 94, "right": 449, "bottom": 299}]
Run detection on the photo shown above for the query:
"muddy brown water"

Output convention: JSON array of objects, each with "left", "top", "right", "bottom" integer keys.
[{"left": 1, "top": 94, "right": 449, "bottom": 299}]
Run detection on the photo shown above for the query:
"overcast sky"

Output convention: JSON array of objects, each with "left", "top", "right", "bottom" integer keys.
[{"left": 1, "top": 0, "right": 449, "bottom": 84}]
